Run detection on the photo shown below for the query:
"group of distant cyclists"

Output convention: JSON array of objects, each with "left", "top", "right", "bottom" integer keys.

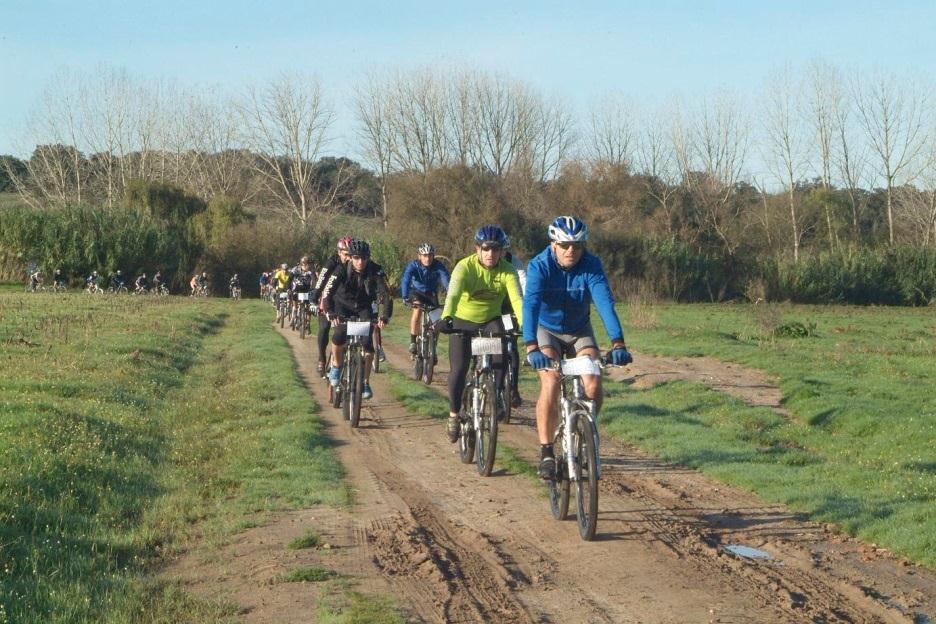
[{"left": 276, "top": 215, "right": 632, "bottom": 481}]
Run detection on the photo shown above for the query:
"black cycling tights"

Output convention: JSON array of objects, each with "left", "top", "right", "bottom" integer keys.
[
  {"left": 317, "top": 315, "right": 331, "bottom": 362},
  {"left": 448, "top": 317, "right": 505, "bottom": 413}
]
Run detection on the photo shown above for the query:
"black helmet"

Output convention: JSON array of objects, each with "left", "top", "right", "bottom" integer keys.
[{"left": 347, "top": 239, "right": 370, "bottom": 258}]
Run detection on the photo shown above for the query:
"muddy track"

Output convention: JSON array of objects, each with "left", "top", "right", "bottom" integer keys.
[{"left": 177, "top": 324, "right": 936, "bottom": 623}]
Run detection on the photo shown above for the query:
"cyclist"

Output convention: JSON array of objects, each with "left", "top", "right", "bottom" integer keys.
[
  {"left": 86, "top": 271, "right": 100, "bottom": 293},
  {"left": 289, "top": 257, "right": 315, "bottom": 320},
  {"left": 311, "top": 237, "right": 354, "bottom": 376},
  {"left": 189, "top": 273, "right": 199, "bottom": 296},
  {"left": 53, "top": 268, "right": 66, "bottom": 290},
  {"left": 437, "top": 225, "right": 523, "bottom": 443},
  {"left": 134, "top": 272, "right": 148, "bottom": 293},
  {"left": 28, "top": 269, "right": 43, "bottom": 291},
  {"left": 229, "top": 273, "right": 241, "bottom": 297},
  {"left": 522, "top": 216, "right": 633, "bottom": 480},
  {"left": 401, "top": 243, "right": 450, "bottom": 357},
  {"left": 110, "top": 270, "right": 125, "bottom": 292},
  {"left": 322, "top": 239, "right": 392, "bottom": 401},
  {"left": 502, "top": 236, "right": 527, "bottom": 408},
  {"left": 199, "top": 272, "right": 209, "bottom": 295},
  {"left": 153, "top": 270, "right": 164, "bottom": 294},
  {"left": 259, "top": 271, "right": 270, "bottom": 298}
]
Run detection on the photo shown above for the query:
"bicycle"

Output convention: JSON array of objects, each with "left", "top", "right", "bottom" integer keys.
[
  {"left": 275, "top": 291, "right": 289, "bottom": 328},
  {"left": 546, "top": 355, "right": 609, "bottom": 541},
  {"left": 109, "top": 284, "right": 128, "bottom": 295},
  {"left": 295, "top": 292, "right": 312, "bottom": 339},
  {"left": 52, "top": 281, "right": 67, "bottom": 293},
  {"left": 230, "top": 286, "right": 241, "bottom": 300},
  {"left": 455, "top": 320, "right": 515, "bottom": 477},
  {"left": 409, "top": 301, "right": 442, "bottom": 385},
  {"left": 328, "top": 319, "right": 371, "bottom": 428}
]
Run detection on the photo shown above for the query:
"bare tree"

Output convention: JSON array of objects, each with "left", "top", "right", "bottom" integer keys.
[
  {"left": 635, "top": 106, "right": 681, "bottom": 234},
  {"left": 356, "top": 73, "right": 396, "bottom": 227},
  {"left": 239, "top": 74, "right": 334, "bottom": 222},
  {"left": 763, "top": 66, "right": 808, "bottom": 261},
  {"left": 673, "top": 92, "right": 750, "bottom": 256},
  {"left": 473, "top": 73, "right": 537, "bottom": 177},
  {"left": 587, "top": 94, "right": 636, "bottom": 169},
  {"left": 528, "top": 94, "right": 575, "bottom": 181},
  {"left": 385, "top": 69, "right": 450, "bottom": 174},
  {"left": 853, "top": 70, "right": 931, "bottom": 243},
  {"left": 805, "top": 59, "right": 846, "bottom": 249}
]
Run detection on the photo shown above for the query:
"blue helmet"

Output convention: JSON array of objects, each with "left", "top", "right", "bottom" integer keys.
[
  {"left": 547, "top": 216, "right": 589, "bottom": 242},
  {"left": 474, "top": 225, "right": 507, "bottom": 247}
]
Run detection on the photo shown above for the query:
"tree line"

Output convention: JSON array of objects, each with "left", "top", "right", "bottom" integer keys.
[{"left": 2, "top": 61, "right": 935, "bottom": 304}]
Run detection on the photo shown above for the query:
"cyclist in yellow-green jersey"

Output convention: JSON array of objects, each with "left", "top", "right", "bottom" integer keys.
[{"left": 436, "top": 225, "right": 523, "bottom": 443}]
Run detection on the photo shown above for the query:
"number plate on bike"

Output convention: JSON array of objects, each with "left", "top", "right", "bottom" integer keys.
[
  {"left": 279, "top": 292, "right": 288, "bottom": 299},
  {"left": 501, "top": 314, "right": 514, "bottom": 331},
  {"left": 560, "top": 356, "right": 600, "bottom": 376},
  {"left": 427, "top": 308, "right": 442, "bottom": 323},
  {"left": 298, "top": 292, "right": 309, "bottom": 301},
  {"left": 347, "top": 321, "right": 371, "bottom": 337},
  {"left": 471, "top": 337, "right": 502, "bottom": 355}
]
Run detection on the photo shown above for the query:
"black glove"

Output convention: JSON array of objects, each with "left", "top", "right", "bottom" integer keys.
[{"left": 433, "top": 316, "right": 454, "bottom": 334}]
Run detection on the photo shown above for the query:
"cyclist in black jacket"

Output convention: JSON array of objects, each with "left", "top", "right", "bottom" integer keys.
[
  {"left": 322, "top": 239, "right": 392, "bottom": 401},
  {"left": 311, "top": 236, "right": 353, "bottom": 376}
]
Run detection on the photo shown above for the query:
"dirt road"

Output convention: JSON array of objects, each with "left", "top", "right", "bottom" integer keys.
[{"left": 176, "top": 326, "right": 936, "bottom": 623}]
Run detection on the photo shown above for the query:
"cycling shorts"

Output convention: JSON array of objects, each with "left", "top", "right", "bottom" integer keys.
[{"left": 537, "top": 322, "right": 597, "bottom": 359}]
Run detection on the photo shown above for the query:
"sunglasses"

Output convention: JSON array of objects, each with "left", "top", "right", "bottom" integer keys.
[
  {"left": 479, "top": 243, "right": 503, "bottom": 252},
  {"left": 555, "top": 241, "right": 584, "bottom": 251},
  {"left": 350, "top": 255, "right": 366, "bottom": 260}
]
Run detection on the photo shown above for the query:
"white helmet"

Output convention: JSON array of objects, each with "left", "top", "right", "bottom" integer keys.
[{"left": 547, "top": 216, "right": 589, "bottom": 242}]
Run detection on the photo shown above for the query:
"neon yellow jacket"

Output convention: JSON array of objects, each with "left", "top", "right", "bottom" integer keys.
[{"left": 442, "top": 254, "right": 523, "bottom": 328}]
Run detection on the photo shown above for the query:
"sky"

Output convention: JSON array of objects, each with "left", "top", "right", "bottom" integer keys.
[{"left": 2, "top": 0, "right": 935, "bottom": 161}]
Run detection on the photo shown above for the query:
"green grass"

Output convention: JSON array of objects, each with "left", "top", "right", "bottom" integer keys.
[
  {"left": 288, "top": 529, "right": 322, "bottom": 550},
  {"left": 0, "top": 294, "right": 350, "bottom": 622},
  {"left": 316, "top": 579, "right": 406, "bottom": 624},
  {"left": 280, "top": 565, "right": 339, "bottom": 583}
]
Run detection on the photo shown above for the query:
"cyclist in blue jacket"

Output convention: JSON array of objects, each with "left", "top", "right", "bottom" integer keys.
[
  {"left": 522, "top": 216, "right": 633, "bottom": 480},
  {"left": 401, "top": 243, "right": 450, "bottom": 355}
]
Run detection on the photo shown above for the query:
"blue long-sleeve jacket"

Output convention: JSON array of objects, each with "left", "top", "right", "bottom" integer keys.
[
  {"left": 400, "top": 259, "right": 450, "bottom": 300},
  {"left": 522, "top": 246, "right": 624, "bottom": 345}
]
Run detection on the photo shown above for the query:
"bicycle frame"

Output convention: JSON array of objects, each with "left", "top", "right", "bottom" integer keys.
[{"left": 556, "top": 360, "right": 602, "bottom": 482}]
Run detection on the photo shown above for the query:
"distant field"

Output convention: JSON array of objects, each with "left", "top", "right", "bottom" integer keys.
[
  {"left": 382, "top": 300, "right": 935, "bottom": 567},
  {"left": 0, "top": 294, "right": 402, "bottom": 622}
]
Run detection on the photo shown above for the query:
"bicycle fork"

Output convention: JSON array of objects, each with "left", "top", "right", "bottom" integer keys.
[{"left": 560, "top": 400, "right": 603, "bottom": 481}]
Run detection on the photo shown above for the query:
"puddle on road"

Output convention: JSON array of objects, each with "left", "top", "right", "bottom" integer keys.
[{"left": 724, "top": 544, "right": 774, "bottom": 561}]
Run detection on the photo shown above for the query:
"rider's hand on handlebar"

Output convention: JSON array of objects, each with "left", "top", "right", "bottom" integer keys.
[
  {"left": 609, "top": 346, "right": 633, "bottom": 366},
  {"left": 526, "top": 348, "right": 554, "bottom": 370},
  {"left": 433, "top": 316, "right": 454, "bottom": 334}
]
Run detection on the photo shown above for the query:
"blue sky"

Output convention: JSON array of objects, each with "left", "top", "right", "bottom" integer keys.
[{"left": 2, "top": 0, "right": 934, "bottom": 159}]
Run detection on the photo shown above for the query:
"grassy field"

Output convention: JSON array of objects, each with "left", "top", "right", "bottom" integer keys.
[
  {"left": 0, "top": 293, "right": 402, "bottom": 623},
  {"left": 381, "top": 300, "right": 935, "bottom": 567}
]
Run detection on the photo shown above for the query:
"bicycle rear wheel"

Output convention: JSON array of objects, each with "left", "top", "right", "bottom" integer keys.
[
  {"left": 548, "top": 427, "right": 571, "bottom": 520},
  {"left": 458, "top": 384, "right": 475, "bottom": 464},
  {"left": 574, "top": 414, "right": 600, "bottom": 540},
  {"left": 475, "top": 374, "right": 498, "bottom": 476}
]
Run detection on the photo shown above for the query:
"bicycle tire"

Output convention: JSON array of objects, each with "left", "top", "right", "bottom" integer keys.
[
  {"left": 574, "top": 414, "right": 600, "bottom": 540},
  {"left": 279, "top": 303, "right": 285, "bottom": 329},
  {"left": 458, "top": 383, "right": 475, "bottom": 464},
  {"left": 503, "top": 361, "right": 513, "bottom": 424},
  {"left": 346, "top": 352, "right": 363, "bottom": 427},
  {"left": 476, "top": 374, "right": 498, "bottom": 476},
  {"left": 549, "top": 427, "right": 571, "bottom": 520},
  {"left": 423, "top": 330, "right": 435, "bottom": 385},
  {"left": 299, "top": 307, "right": 307, "bottom": 340},
  {"left": 413, "top": 351, "right": 424, "bottom": 381}
]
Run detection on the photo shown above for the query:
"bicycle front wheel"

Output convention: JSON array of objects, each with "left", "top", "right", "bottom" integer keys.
[
  {"left": 299, "top": 307, "right": 307, "bottom": 340},
  {"left": 574, "top": 414, "right": 600, "bottom": 540},
  {"left": 345, "top": 351, "right": 363, "bottom": 427},
  {"left": 475, "top": 374, "right": 498, "bottom": 476},
  {"left": 422, "top": 330, "right": 435, "bottom": 385}
]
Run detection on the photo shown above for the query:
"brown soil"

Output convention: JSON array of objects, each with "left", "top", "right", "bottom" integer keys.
[{"left": 168, "top": 326, "right": 936, "bottom": 623}]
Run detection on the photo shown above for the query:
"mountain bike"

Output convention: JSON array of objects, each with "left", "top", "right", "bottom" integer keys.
[
  {"left": 328, "top": 319, "right": 371, "bottom": 428},
  {"left": 409, "top": 301, "right": 441, "bottom": 385},
  {"left": 276, "top": 291, "right": 289, "bottom": 328},
  {"left": 295, "top": 292, "right": 311, "bottom": 339},
  {"left": 52, "top": 281, "right": 67, "bottom": 293},
  {"left": 109, "top": 283, "right": 128, "bottom": 295},
  {"left": 230, "top": 285, "right": 241, "bottom": 300},
  {"left": 455, "top": 320, "right": 514, "bottom": 477},
  {"left": 546, "top": 355, "right": 608, "bottom": 541}
]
